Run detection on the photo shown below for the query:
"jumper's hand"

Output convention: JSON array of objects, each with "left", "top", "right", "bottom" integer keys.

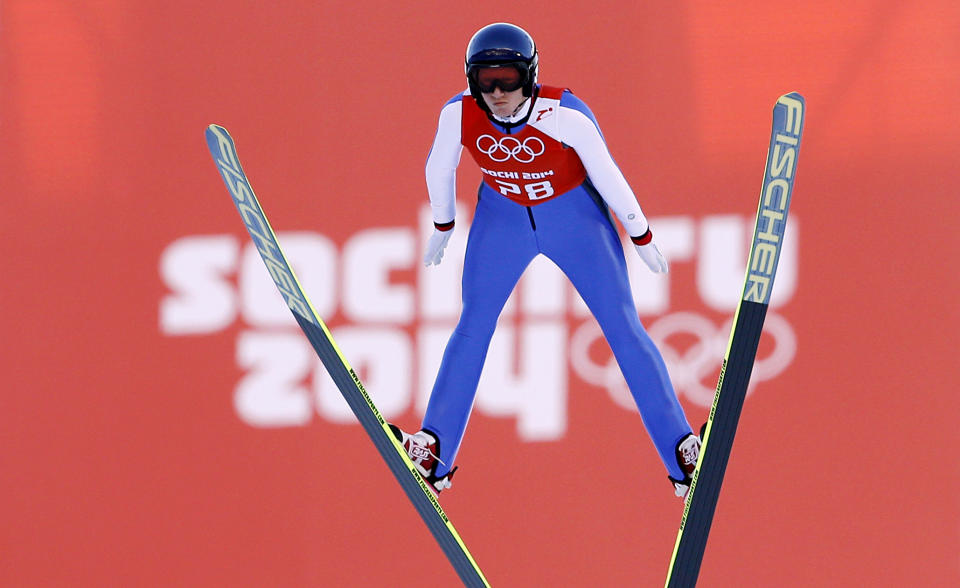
[
  {"left": 635, "top": 241, "right": 668, "bottom": 274},
  {"left": 423, "top": 228, "right": 454, "bottom": 266}
]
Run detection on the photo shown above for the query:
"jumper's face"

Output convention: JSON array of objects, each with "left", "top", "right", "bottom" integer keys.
[
  {"left": 481, "top": 85, "right": 526, "bottom": 118},
  {"left": 473, "top": 66, "right": 527, "bottom": 117}
]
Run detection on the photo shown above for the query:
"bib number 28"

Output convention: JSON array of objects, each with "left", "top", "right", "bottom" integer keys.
[{"left": 495, "top": 180, "right": 555, "bottom": 201}]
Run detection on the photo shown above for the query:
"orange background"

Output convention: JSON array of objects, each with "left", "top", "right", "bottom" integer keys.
[{"left": 2, "top": 1, "right": 958, "bottom": 586}]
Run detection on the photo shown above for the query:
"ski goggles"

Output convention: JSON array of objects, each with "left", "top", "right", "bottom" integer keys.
[{"left": 470, "top": 65, "right": 527, "bottom": 93}]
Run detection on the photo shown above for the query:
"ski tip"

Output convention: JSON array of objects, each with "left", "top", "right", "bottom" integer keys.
[
  {"left": 206, "top": 123, "right": 230, "bottom": 135},
  {"left": 778, "top": 91, "right": 805, "bottom": 103}
]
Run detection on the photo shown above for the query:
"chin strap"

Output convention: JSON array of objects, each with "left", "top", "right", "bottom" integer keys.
[{"left": 490, "top": 96, "right": 532, "bottom": 124}]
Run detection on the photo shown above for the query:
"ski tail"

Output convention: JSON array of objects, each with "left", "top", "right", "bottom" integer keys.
[
  {"left": 204, "top": 125, "right": 489, "bottom": 588},
  {"left": 665, "top": 92, "right": 805, "bottom": 588}
]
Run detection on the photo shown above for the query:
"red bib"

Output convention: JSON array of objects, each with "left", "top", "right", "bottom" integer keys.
[{"left": 461, "top": 86, "right": 586, "bottom": 206}]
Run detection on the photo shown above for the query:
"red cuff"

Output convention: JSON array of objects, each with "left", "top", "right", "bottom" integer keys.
[
  {"left": 630, "top": 228, "right": 653, "bottom": 246},
  {"left": 434, "top": 220, "right": 455, "bottom": 232}
]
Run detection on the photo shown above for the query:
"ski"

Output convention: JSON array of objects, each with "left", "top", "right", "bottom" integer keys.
[
  {"left": 204, "top": 124, "right": 490, "bottom": 588},
  {"left": 664, "top": 93, "right": 805, "bottom": 587}
]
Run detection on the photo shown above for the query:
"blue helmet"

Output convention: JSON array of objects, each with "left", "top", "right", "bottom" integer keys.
[{"left": 465, "top": 23, "right": 539, "bottom": 103}]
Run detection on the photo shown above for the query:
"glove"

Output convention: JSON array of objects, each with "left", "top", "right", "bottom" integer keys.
[
  {"left": 635, "top": 241, "right": 668, "bottom": 273},
  {"left": 423, "top": 226, "right": 454, "bottom": 266},
  {"left": 632, "top": 228, "right": 668, "bottom": 273}
]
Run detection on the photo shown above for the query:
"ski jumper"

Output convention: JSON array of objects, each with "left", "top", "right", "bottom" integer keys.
[{"left": 422, "top": 85, "right": 693, "bottom": 480}]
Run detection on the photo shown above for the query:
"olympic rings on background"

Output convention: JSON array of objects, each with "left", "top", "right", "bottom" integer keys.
[{"left": 569, "top": 311, "right": 797, "bottom": 409}]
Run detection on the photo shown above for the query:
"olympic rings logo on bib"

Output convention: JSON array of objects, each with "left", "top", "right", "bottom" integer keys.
[{"left": 476, "top": 134, "right": 545, "bottom": 163}]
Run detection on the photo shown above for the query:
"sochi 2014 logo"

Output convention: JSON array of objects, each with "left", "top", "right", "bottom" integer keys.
[
  {"left": 476, "top": 134, "right": 545, "bottom": 163},
  {"left": 159, "top": 208, "right": 799, "bottom": 441}
]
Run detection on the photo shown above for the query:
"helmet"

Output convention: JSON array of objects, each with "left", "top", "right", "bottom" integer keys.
[{"left": 464, "top": 23, "right": 539, "bottom": 104}]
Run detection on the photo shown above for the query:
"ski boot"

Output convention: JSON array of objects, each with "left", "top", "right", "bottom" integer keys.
[
  {"left": 669, "top": 432, "right": 702, "bottom": 500},
  {"left": 388, "top": 424, "right": 457, "bottom": 493}
]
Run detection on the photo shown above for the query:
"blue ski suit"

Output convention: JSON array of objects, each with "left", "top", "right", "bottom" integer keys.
[{"left": 422, "top": 85, "right": 693, "bottom": 481}]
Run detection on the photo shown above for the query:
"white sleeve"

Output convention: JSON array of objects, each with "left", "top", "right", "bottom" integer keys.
[
  {"left": 424, "top": 100, "right": 464, "bottom": 225},
  {"left": 557, "top": 107, "right": 650, "bottom": 237}
]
